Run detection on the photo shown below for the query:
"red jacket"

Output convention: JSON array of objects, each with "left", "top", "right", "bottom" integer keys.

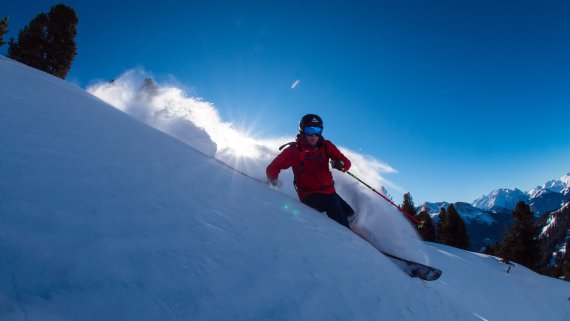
[{"left": 266, "top": 135, "right": 351, "bottom": 200}]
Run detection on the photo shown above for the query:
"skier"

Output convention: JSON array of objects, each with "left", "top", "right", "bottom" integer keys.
[
  {"left": 266, "top": 115, "right": 443, "bottom": 281},
  {"left": 266, "top": 114, "right": 355, "bottom": 228}
]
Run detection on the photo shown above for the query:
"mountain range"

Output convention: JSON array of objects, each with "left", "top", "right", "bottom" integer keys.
[
  {"left": 472, "top": 173, "right": 570, "bottom": 215},
  {"left": 421, "top": 173, "right": 570, "bottom": 251}
]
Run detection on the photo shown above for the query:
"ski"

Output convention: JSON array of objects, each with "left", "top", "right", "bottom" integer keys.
[
  {"left": 350, "top": 224, "right": 442, "bottom": 281},
  {"left": 379, "top": 251, "right": 442, "bottom": 281}
]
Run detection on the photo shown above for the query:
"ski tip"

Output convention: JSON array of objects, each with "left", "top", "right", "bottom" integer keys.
[{"left": 410, "top": 267, "right": 442, "bottom": 281}]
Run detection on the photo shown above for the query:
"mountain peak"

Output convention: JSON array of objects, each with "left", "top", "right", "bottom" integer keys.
[{"left": 472, "top": 188, "right": 529, "bottom": 211}]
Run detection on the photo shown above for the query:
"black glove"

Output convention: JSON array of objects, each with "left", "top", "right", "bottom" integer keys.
[
  {"left": 267, "top": 178, "right": 280, "bottom": 188},
  {"left": 331, "top": 159, "right": 346, "bottom": 172}
]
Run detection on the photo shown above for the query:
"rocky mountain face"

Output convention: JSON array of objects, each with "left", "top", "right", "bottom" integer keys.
[{"left": 537, "top": 202, "right": 570, "bottom": 276}]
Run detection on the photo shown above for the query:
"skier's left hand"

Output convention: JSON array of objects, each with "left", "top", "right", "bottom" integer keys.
[
  {"left": 267, "top": 178, "right": 281, "bottom": 190},
  {"left": 331, "top": 159, "right": 346, "bottom": 172}
]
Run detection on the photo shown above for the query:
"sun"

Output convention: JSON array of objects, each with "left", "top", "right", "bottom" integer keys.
[{"left": 213, "top": 123, "right": 261, "bottom": 159}]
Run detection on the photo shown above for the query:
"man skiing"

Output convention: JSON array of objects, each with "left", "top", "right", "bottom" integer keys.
[
  {"left": 266, "top": 114, "right": 355, "bottom": 229},
  {"left": 266, "top": 115, "right": 443, "bottom": 281}
]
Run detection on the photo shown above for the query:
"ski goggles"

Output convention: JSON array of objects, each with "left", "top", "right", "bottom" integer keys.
[{"left": 303, "top": 126, "right": 323, "bottom": 136}]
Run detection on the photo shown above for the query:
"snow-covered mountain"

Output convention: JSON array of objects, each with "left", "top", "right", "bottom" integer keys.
[
  {"left": 424, "top": 174, "right": 569, "bottom": 252},
  {"left": 453, "top": 202, "right": 497, "bottom": 225},
  {"left": 1, "top": 56, "right": 569, "bottom": 320},
  {"left": 471, "top": 173, "right": 570, "bottom": 217},
  {"left": 529, "top": 189, "right": 566, "bottom": 217},
  {"left": 420, "top": 201, "right": 450, "bottom": 215},
  {"left": 531, "top": 172, "right": 570, "bottom": 197},
  {"left": 527, "top": 173, "right": 570, "bottom": 215},
  {"left": 472, "top": 188, "right": 530, "bottom": 211}
]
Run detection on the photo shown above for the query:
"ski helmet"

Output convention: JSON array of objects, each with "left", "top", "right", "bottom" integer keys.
[{"left": 299, "top": 114, "right": 323, "bottom": 131}]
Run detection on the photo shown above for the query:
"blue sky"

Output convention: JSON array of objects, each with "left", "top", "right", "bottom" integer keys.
[{"left": 2, "top": 0, "right": 569, "bottom": 204}]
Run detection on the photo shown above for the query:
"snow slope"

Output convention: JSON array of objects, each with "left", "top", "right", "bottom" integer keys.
[{"left": 1, "top": 56, "right": 569, "bottom": 320}]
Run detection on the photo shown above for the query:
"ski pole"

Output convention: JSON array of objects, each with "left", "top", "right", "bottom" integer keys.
[{"left": 345, "top": 171, "right": 424, "bottom": 228}]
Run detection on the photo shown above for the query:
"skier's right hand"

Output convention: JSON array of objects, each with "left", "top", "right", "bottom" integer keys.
[{"left": 331, "top": 159, "right": 346, "bottom": 172}]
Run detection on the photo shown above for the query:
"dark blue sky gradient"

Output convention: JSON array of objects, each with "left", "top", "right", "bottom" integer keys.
[{"left": 2, "top": 0, "right": 569, "bottom": 202}]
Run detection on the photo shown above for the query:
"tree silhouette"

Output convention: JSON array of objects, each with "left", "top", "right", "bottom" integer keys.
[
  {"left": 439, "top": 204, "right": 470, "bottom": 249},
  {"left": 416, "top": 209, "right": 436, "bottom": 242},
  {"left": 8, "top": 4, "right": 78, "bottom": 78},
  {"left": 401, "top": 192, "right": 418, "bottom": 225},
  {"left": 563, "top": 239, "right": 570, "bottom": 281},
  {"left": 501, "top": 201, "right": 540, "bottom": 271},
  {"left": 436, "top": 207, "right": 447, "bottom": 243},
  {"left": 0, "top": 16, "right": 9, "bottom": 47},
  {"left": 8, "top": 13, "right": 49, "bottom": 71}
]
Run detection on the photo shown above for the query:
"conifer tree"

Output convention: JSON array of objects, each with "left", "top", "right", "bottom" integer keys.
[
  {"left": 401, "top": 192, "right": 418, "bottom": 224},
  {"left": 501, "top": 201, "right": 540, "bottom": 271},
  {"left": 7, "top": 4, "right": 77, "bottom": 78},
  {"left": 482, "top": 242, "right": 501, "bottom": 256},
  {"left": 439, "top": 204, "right": 470, "bottom": 249},
  {"left": 436, "top": 207, "right": 447, "bottom": 243},
  {"left": 416, "top": 209, "right": 436, "bottom": 242},
  {"left": 7, "top": 13, "right": 49, "bottom": 71},
  {"left": 0, "top": 16, "right": 8, "bottom": 47},
  {"left": 563, "top": 240, "right": 570, "bottom": 281},
  {"left": 45, "top": 4, "right": 78, "bottom": 78}
]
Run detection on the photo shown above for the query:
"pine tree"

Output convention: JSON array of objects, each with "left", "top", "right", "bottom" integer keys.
[
  {"left": 416, "top": 209, "right": 436, "bottom": 242},
  {"left": 436, "top": 207, "right": 447, "bottom": 243},
  {"left": 7, "top": 13, "right": 49, "bottom": 72},
  {"left": 563, "top": 240, "right": 570, "bottom": 281},
  {"left": 401, "top": 192, "right": 418, "bottom": 225},
  {"left": 7, "top": 4, "right": 77, "bottom": 79},
  {"left": 501, "top": 201, "right": 540, "bottom": 271},
  {"left": 439, "top": 204, "right": 470, "bottom": 249},
  {"left": 0, "top": 16, "right": 8, "bottom": 47},
  {"left": 45, "top": 4, "right": 78, "bottom": 78},
  {"left": 482, "top": 242, "right": 501, "bottom": 256}
]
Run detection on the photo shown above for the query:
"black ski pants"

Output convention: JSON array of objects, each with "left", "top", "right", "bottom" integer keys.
[{"left": 301, "top": 192, "right": 355, "bottom": 229}]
